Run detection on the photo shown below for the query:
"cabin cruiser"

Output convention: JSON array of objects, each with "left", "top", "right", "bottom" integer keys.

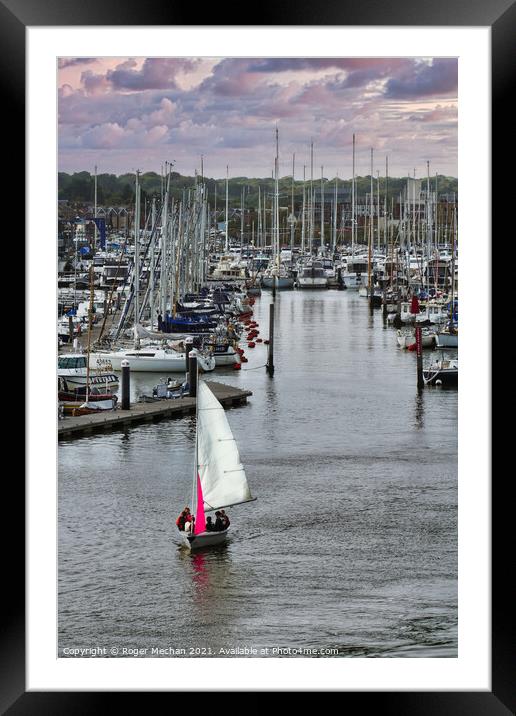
[
  {"left": 210, "top": 254, "right": 248, "bottom": 281},
  {"left": 58, "top": 353, "right": 119, "bottom": 389},
  {"left": 342, "top": 256, "right": 368, "bottom": 289},
  {"left": 296, "top": 260, "right": 328, "bottom": 289},
  {"left": 88, "top": 345, "right": 216, "bottom": 373}
]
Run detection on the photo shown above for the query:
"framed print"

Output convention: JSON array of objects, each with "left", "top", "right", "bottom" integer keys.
[{"left": 8, "top": 0, "right": 510, "bottom": 710}]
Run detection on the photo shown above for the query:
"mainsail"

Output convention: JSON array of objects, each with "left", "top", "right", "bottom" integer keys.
[{"left": 196, "top": 381, "right": 253, "bottom": 511}]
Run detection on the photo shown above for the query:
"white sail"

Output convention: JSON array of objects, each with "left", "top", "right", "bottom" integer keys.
[{"left": 196, "top": 381, "right": 253, "bottom": 511}]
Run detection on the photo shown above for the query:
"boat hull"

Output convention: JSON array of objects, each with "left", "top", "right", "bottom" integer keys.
[
  {"left": 343, "top": 273, "right": 366, "bottom": 289},
  {"left": 183, "top": 527, "right": 229, "bottom": 550},
  {"left": 58, "top": 372, "right": 119, "bottom": 389},
  {"left": 296, "top": 278, "right": 328, "bottom": 289},
  {"left": 423, "top": 369, "right": 458, "bottom": 386},
  {"left": 435, "top": 333, "right": 458, "bottom": 348},
  {"left": 89, "top": 351, "right": 215, "bottom": 373},
  {"left": 261, "top": 276, "right": 294, "bottom": 290}
]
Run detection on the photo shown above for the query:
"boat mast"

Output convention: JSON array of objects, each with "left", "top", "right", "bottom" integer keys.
[
  {"left": 351, "top": 133, "right": 355, "bottom": 255},
  {"left": 333, "top": 174, "right": 338, "bottom": 254},
  {"left": 192, "top": 369, "right": 199, "bottom": 514},
  {"left": 240, "top": 185, "right": 244, "bottom": 255},
  {"left": 225, "top": 166, "right": 229, "bottom": 253},
  {"left": 93, "top": 164, "right": 98, "bottom": 250},
  {"left": 134, "top": 169, "right": 141, "bottom": 348},
  {"left": 85, "top": 264, "right": 95, "bottom": 404},
  {"left": 376, "top": 170, "right": 380, "bottom": 251},
  {"left": 150, "top": 197, "right": 156, "bottom": 329},
  {"left": 320, "top": 165, "right": 324, "bottom": 255},
  {"left": 368, "top": 148, "right": 373, "bottom": 294},
  {"left": 450, "top": 204, "right": 457, "bottom": 319},
  {"left": 275, "top": 127, "right": 280, "bottom": 265},
  {"left": 309, "top": 140, "right": 314, "bottom": 255},
  {"left": 301, "top": 165, "right": 306, "bottom": 255},
  {"left": 290, "top": 153, "right": 295, "bottom": 252},
  {"left": 257, "top": 185, "right": 262, "bottom": 249}
]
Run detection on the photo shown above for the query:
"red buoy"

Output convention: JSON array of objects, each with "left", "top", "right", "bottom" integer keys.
[
  {"left": 264, "top": 339, "right": 270, "bottom": 345},
  {"left": 233, "top": 362, "right": 242, "bottom": 370},
  {"left": 248, "top": 342, "right": 255, "bottom": 348},
  {"left": 256, "top": 338, "right": 263, "bottom": 343},
  {"left": 241, "top": 356, "right": 248, "bottom": 363}
]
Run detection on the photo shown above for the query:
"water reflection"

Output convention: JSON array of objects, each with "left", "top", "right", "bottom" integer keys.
[{"left": 414, "top": 391, "right": 425, "bottom": 429}]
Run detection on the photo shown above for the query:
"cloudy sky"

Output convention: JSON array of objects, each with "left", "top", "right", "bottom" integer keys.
[{"left": 58, "top": 57, "right": 458, "bottom": 179}]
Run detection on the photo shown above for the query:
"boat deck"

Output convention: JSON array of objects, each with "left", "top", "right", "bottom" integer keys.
[{"left": 58, "top": 381, "right": 252, "bottom": 439}]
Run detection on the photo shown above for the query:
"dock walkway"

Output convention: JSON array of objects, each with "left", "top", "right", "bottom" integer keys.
[{"left": 58, "top": 381, "right": 252, "bottom": 439}]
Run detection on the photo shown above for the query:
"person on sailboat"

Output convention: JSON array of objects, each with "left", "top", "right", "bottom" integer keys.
[
  {"left": 214, "top": 511, "right": 224, "bottom": 531},
  {"left": 176, "top": 507, "right": 192, "bottom": 532},
  {"left": 205, "top": 516, "right": 215, "bottom": 532},
  {"left": 220, "top": 510, "right": 230, "bottom": 529}
]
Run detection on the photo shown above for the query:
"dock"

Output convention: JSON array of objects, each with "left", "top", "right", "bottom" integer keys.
[{"left": 58, "top": 381, "right": 252, "bottom": 439}]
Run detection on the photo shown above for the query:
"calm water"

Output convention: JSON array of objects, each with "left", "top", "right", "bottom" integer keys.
[{"left": 58, "top": 291, "right": 457, "bottom": 658}]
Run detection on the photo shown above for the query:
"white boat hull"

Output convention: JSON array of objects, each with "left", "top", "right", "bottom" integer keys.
[
  {"left": 343, "top": 273, "right": 366, "bottom": 289},
  {"left": 58, "top": 371, "right": 119, "bottom": 389},
  {"left": 212, "top": 349, "right": 239, "bottom": 366},
  {"left": 89, "top": 350, "right": 215, "bottom": 373},
  {"left": 297, "top": 277, "right": 328, "bottom": 289},
  {"left": 397, "top": 332, "right": 436, "bottom": 349},
  {"left": 435, "top": 333, "right": 458, "bottom": 348},
  {"left": 182, "top": 527, "right": 229, "bottom": 550}
]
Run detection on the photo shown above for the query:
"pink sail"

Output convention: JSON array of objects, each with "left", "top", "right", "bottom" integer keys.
[{"left": 193, "top": 474, "right": 206, "bottom": 534}]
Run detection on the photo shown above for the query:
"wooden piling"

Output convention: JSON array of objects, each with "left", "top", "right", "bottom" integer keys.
[
  {"left": 121, "top": 359, "right": 131, "bottom": 409},
  {"left": 416, "top": 326, "right": 424, "bottom": 390},
  {"left": 189, "top": 354, "right": 198, "bottom": 397},
  {"left": 266, "top": 303, "right": 275, "bottom": 376}
]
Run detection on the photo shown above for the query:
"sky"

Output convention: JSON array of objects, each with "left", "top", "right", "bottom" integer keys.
[{"left": 58, "top": 57, "right": 458, "bottom": 180}]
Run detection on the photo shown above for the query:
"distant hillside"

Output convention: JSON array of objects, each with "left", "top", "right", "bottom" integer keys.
[{"left": 58, "top": 171, "right": 458, "bottom": 208}]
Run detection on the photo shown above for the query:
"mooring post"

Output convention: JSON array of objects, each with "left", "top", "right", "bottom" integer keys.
[
  {"left": 121, "top": 359, "right": 131, "bottom": 409},
  {"left": 266, "top": 302, "right": 275, "bottom": 376},
  {"left": 189, "top": 354, "right": 198, "bottom": 397},
  {"left": 337, "top": 266, "right": 343, "bottom": 290},
  {"left": 185, "top": 336, "right": 193, "bottom": 367},
  {"left": 416, "top": 326, "right": 424, "bottom": 390},
  {"left": 272, "top": 275, "right": 277, "bottom": 300}
]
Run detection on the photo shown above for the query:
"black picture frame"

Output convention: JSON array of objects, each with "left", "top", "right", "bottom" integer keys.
[{"left": 10, "top": 1, "right": 508, "bottom": 710}]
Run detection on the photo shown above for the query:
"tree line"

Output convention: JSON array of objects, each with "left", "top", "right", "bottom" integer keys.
[{"left": 58, "top": 171, "right": 458, "bottom": 209}]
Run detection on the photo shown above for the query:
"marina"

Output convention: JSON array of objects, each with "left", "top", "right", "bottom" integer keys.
[
  {"left": 58, "top": 290, "right": 457, "bottom": 658},
  {"left": 55, "top": 54, "right": 460, "bottom": 664}
]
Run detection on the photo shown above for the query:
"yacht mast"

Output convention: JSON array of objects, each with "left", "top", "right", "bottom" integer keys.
[
  {"left": 351, "top": 133, "right": 355, "bottom": 254},
  {"left": 275, "top": 127, "right": 280, "bottom": 264},
  {"left": 368, "top": 148, "right": 373, "bottom": 294},
  {"left": 134, "top": 169, "right": 141, "bottom": 348},
  {"left": 301, "top": 165, "right": 306, "bottom": 255},
  {"left": 225, "top": 165, "right": 229, "bottom": 253},
  {"left": 290, "top": 153, "right": 295, "bottom": 252},
  {"left": 320, "top": 165, "right": 324, "bottom": 254}
]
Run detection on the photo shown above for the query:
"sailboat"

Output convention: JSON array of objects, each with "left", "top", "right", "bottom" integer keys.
[{"left": 180, "top": 380, "right": 255, "bottom": 550}]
